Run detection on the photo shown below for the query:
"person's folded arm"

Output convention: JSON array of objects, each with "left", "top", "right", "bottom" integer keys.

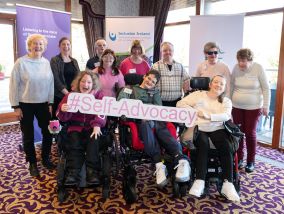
[{"left": 210, "top": 97, "right": 232, "bottom": 122}]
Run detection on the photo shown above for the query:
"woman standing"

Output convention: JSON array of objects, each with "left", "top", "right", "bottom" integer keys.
[
  {"left": 231, "top": 48, "right": 270, "bottom": 173},
  {"left": 119, "top": 40, "right": 150, "bottom": 76},
  {"left": 50, "top": 37, "right": 80, "bottom": 119},
  {"left": 195, "top": 42, "right": 231, "bottom": 96},
  {"left": 93, "top": 49, "right": 125, "bottom": 97},
  {"left": 9, "top": 34, "right": 54, "bottom": 177},
  {"left": 177, "top": 75, "right": 240, "bottom": 202}
]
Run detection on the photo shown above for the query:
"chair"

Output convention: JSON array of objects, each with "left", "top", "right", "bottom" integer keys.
[
  {"left": 263, "top": 89, "right": 276, "bottom": 129},
  {"left": 183, "top": 77, "right": 241, "bottom": 196}
]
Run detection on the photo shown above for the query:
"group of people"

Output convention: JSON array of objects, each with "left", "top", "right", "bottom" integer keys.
[{"left": 9, "top": 33, "right": 270, "bottom": 203}]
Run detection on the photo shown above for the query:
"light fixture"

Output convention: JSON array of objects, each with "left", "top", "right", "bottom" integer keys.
[{"left": 6, "top": 3, "right": 15, "bottom": 7}]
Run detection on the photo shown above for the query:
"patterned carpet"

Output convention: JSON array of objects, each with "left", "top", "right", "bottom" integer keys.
[{"left": 0, "top": 124, "right": 284, "bottom": 214}]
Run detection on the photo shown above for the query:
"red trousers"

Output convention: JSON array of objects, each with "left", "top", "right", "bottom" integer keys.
[{"left": 232, "top": 107, "right": 262, "bottom": 163}]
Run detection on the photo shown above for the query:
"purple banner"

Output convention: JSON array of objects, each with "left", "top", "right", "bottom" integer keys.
[
  {"left": 16, "top": 5, "right": 71, "bottom": 142},
  {"left": 16, "top": 5, "right": 71, "bottom": 60}
]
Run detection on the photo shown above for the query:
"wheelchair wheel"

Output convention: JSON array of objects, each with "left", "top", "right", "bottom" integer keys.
[
  {"left": 173, "top": 181, "right": 180, "bottom": 198},
  {"left": 179, "top": 183, "right": 187, "bottom": 197},
  {"left": 102, "top": 154, "right": 111, "bottom": 199},
  {"left": 57, "top": 155, "right": 66, "bottom": 186},
  {"left": 122, "top": 165, "right": 138, "bottom": 204},
  {"left": 58, "top": 187, "right": 67, "bottom": 203}
]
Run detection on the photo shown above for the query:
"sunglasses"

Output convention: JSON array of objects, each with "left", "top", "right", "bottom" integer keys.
[{"left": 207, "top": 51, "right": 218, "bottom": 55}]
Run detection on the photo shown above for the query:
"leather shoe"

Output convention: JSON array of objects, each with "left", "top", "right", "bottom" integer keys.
[
  {"left": 245, "top": 162, "right": 254, "bottom": 173},
  {"left": 238, "top": 160, "right": 244, "bottom": 169},
  {"left": 42, "top": 159, "right": 56, "bottom": 169},
  {"left": 29, "top": 163, "right": 40, "bottom": 177},
  {"left": 86, "top": 168, "right": 100, "bottom": 185}
]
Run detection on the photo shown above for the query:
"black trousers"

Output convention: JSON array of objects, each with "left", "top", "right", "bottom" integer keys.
[
  {"left": 138, "top": 120, "right": 181, "bottom": 163},
  {"left": 20, "top": 102, "right": 52, "bottom": 164},
  {"left": 194, "top": 129, "right": 234, "bottom": 182},
  {"left": 66, "top": 130, "right": 101, "bottom": 172}
]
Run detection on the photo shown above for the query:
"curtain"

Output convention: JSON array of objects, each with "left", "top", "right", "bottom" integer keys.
[
  {"left": 79, "top": 0, "right": 105, "bottom": 58},
  {"left": 139, "top": 0, "right": 172, "bottom": 63}
]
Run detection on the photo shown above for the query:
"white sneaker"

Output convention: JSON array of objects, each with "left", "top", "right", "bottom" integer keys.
[
  {"left": 221, "top": 180, "right": 240, "bottom": 202},
  {"left": 154, "top": 162, "right": 168, "bottom": 187},
  {"left": 175, "top": 159, "right": 191, "bottom": 182},
  {"left": 189, "top": 179, "right": 205, "bottom": 197}
]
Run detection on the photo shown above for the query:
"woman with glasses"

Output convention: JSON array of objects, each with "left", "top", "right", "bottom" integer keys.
[
  {"left": 195, "top": 42, "right": 231, "bottom": 96},
  {"left": 92, "top": 49, "right": 125, "bottom": 97},
  {"left": 231, "top": 48, "right": 270, "bottom": 173}
]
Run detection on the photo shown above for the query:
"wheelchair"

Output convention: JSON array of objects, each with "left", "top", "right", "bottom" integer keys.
[
  {"left": 113, "top": 73, "right": 190, "bottom": 203},
  {"left": 182, "top": 77, "right": 244, "bottom": 198},
  {"left": 55, "top": 123, "right": 112, "bottom": 203}
]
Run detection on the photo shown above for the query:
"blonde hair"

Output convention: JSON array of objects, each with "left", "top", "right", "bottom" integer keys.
[
  {"left": 26, "top": 34, "right": 48, "bottom": 53},
  {"left": 72, "top": 70, "right": 100, "bottom": 92},
  {"left": 130, "top": 39, "right": 145, "bottom": 55}
]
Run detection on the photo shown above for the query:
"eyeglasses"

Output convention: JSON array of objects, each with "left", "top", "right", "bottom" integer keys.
[{"left": 207, "top": 51, "right": 218, "bottom": 55}]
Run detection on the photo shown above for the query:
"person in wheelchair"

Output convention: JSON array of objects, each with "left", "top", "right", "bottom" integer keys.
[
  {"left": 56, "top": 71, "right": 106, "bottom": 185},
  {"left": 176, "top": 75, "right": 240, "bottom": 202},
  {"left": 117, "top": 69, "right": 190, "bottom": 187}
]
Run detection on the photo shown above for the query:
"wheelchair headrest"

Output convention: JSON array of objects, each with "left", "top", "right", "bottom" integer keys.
[
  {"left": 190, "top": 77, "right": 210, "bottom": 91},
  {"left": 124, "top": 73, "right": 144, "bottom": 86}
]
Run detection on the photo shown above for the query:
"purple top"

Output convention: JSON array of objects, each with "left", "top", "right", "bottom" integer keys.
[{"left": 56, "top": 90, "right": 106, "bottom": 133}]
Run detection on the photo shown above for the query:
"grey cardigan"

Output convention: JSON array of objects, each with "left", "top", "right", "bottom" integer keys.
[{"left": 50, "top": 54, "right": 80, "bottom": 99}]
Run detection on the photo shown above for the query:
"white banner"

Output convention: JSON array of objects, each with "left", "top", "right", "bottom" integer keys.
[
  {"left": 189, "top": 15, "right": 244, "bottom": 76},
  {"left": 105, "top": 16, "right": 155, "bottom": 64},
  {"left": 67, "top": 93, "right": 197, "bottom": 127}
]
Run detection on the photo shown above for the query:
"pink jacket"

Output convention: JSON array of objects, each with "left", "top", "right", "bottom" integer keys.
[{"left": 56, "top": 90, "right": 106, "bottom": 133}]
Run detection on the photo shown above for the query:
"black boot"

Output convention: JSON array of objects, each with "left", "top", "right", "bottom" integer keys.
[
  {"left": 65, "top": 169, "right": 80, "bottom": 186},
  {"left": 42, "top": 158, "right": 56, "bottom": 169},
  {"left": 29, "top": 163, "right": 40, "bottom": 177},
  {"left": 86, "top": 168, "right": 100, "bottom": 185},
  {"left": 245, "top": 162, "right": 255, "bottom": 173}
]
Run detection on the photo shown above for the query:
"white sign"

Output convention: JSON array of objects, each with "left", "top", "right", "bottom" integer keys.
[
  {"left": 189, "top": 15, "right": 244, "bottom": 76},
  {"left": 67, "top": 93, "right": 197, "bottom": 127},
  {"left": 105, "top": 16, "right": 155, "bottom": 64}
]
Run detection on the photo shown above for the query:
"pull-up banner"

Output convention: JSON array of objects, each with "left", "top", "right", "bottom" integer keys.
[
  {"left": 105, "top": 16, "right": 155, "bottom": 64},
  {"left": 16, "top": 4, "right": 71, "bottom": 142},
  {"left": 16, "top": 4, "right": 71, "bottom": 60}
]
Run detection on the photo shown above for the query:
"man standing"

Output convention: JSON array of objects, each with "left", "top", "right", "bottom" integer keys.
[
  {"left": 152, "top": 42, "right": 190, "bottom": 107},
  {"left": 86, "top": 38, "right": 107, "bottom": 70}
]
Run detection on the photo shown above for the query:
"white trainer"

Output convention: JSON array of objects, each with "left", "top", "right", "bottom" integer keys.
[
  {"left": 154, "top": 162, "right": 168, "bottom": 187},
  {"left": 221, "top": 180, "right": 240, "bottom": 202},
  {"left": 189, "top": 179, "right": 205, "bottom": 197},
  {"left": 175, "top": 159, "right": 191, "bottom": 182}
]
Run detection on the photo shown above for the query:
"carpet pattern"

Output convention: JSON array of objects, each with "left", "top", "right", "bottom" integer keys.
[{"left": 0, "top": 124, "right": 284, "bottom": 214}]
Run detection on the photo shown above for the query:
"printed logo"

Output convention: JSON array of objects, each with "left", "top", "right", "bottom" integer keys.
[{"left": 109, "top": 32, "right": 116, "bottom": 41}]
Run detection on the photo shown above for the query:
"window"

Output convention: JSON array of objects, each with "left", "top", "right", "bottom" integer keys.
[
  {"left": 0, "top": 23, "right": 15, "bottom": 113},
  {"left": 163, "top": 24, "right": 190, "bottom": 69},
  {"left": 71, "top": 22, "right": 89, "bottom": 71},
  {"left": 204, "top": 0, "right": 284, "bottom": 15}
]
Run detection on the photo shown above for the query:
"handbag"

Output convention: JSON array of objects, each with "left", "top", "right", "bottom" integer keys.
[{"left": 223, "top": 120, "right": 245, "bottom": 152}]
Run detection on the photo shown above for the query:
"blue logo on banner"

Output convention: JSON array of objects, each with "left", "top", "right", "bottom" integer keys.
[{"left": 109, "top": 32, "right": 116, "bottom": 41}]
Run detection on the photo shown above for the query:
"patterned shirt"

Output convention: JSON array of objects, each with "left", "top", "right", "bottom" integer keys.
[{"left": 152, "top": 60, "right": 190, "bottom": 102}]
